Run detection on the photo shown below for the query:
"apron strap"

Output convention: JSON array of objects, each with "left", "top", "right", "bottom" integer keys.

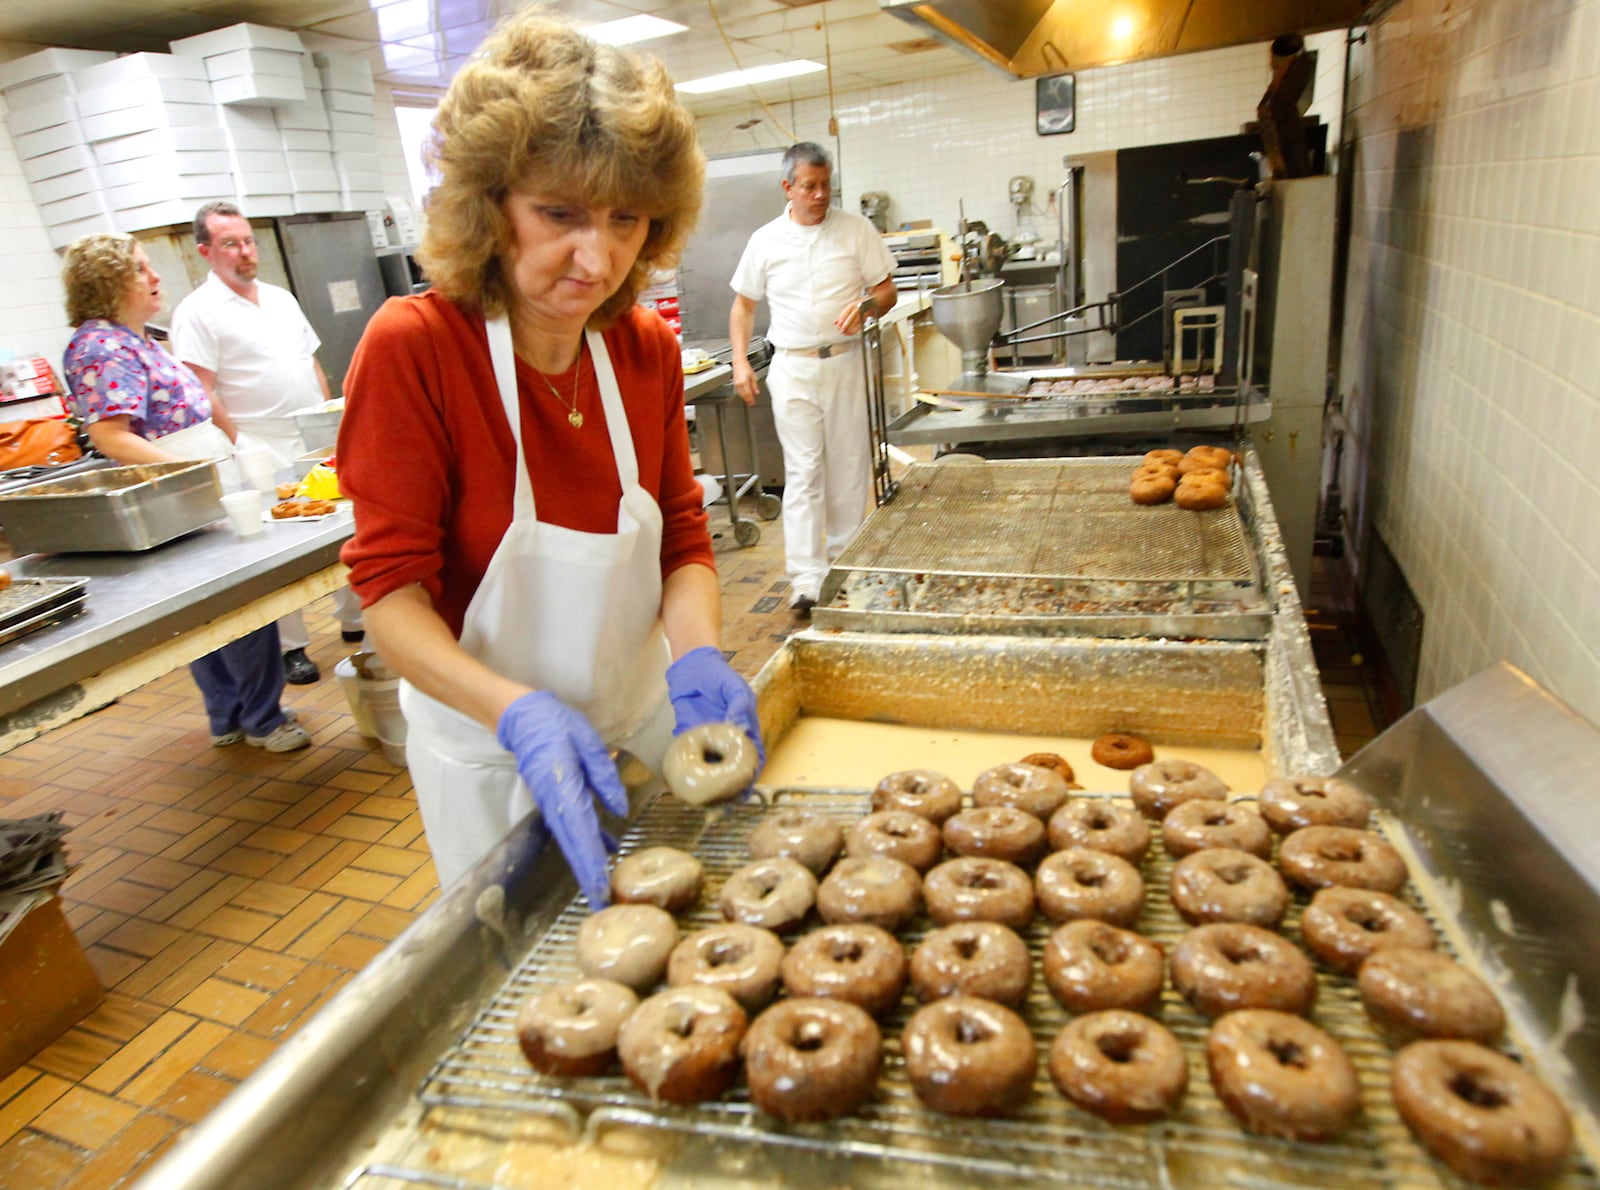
[
  {"left": 585, "top": 328, "right": 638, "bottom": 490},
  {"left": 484, "top": 314, "right": 537, "bottom": 521}
]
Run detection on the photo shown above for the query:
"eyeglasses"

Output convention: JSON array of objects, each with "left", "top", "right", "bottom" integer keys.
[
  {"left": 216, "top": 236, "right": 257, "bottom": 251},
  {"left": 789, "top": 181, "right": 831, "bottom": 196}
]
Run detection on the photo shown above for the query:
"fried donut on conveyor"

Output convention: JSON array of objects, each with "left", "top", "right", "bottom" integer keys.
[
  {"left": 1278, "top": 825, "right": 1408, "bottom": 893},
  {"left": 617, "top": 985, "right": 747, "bottom": 1104},
  {"left": 743, "top": 998, "right": 883, "bottom": 1122},
  {"left": 515, "top": 977, "right": 638, "bottom": 1076},
  {"left": 609, "top": 846, "right": 703, "bottom": 913},
  {"left": 1171, "top": 923, "right": 1317, "bottom": 1018},
  {"left": 661, "top": 721, "right": 758, "bottom": 805},
  {"left": 1050, "top": 1010, "right": 1189, "bottom": 1124},
  {"left": 1358, "top": 948, "right": 1506, "bottom": 1044},
  {"left": 1207, "top": 1010, "right": 1360, "bottom": 1141},
  {"left": 781, "top": 923, "right": 907, "bottom": 1017},
  {"left": 903, "top": 997, "right": 1037, "bottom": 1117},
  {"left": 871, "top": 769, "right": 963, "bottom": 824},
  {"left": 748, "top": 807, "right": 844, "bottom": 874},
  {"left": 1299, "top": 886, "right": 1434, "bottom": 974}
]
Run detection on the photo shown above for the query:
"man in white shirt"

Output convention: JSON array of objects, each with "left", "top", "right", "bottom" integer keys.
[
  {"left": 729, "top": 143, "right": 897, "bottom": 616},
  {"left": 171, "top": 201, "right": 358, "bottom": 684}
]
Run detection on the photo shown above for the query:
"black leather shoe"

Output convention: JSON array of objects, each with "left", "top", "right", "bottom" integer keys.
[
  {"left": 790, "top": 594, "right": 817, "bottom": 619},
  {"left": 282, "top": 648, "right": 321, "bottom": 685},
  {"left": 341, "top": 629, "right": 365, "bottom": 643}
]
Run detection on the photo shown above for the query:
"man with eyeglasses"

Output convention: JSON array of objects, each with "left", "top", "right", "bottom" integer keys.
[
  {"left": 729, "top": 142, "right": 897, "bottom": 618},
  {"left": 171, "top": 200, "right": 360, "bottom": 684}
]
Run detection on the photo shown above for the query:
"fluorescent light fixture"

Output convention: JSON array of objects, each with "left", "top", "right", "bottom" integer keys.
[
  {"left": 676, "top": 59, "right": 825, "bottom": 94},
  {"left": 584, "top": 15, "right": 688, "bottom": 45},
  {"left": 1110, "top": 15, "right": 1138, "bottom": 41}
]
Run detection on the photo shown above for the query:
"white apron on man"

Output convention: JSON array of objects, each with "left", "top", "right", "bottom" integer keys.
[{"left": 400, "top": 316, "right": 674, "bottom": 888}]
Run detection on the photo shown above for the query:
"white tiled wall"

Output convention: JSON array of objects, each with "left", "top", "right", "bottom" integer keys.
[{"left": 1336, "top": 0, "right": 1600, "bottom": 724}]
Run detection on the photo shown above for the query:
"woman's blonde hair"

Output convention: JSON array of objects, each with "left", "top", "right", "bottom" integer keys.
[
  {"left": 418, "top": 8, "right": 704, "bottom": 323},
  {"left": 61, "top": 233, "right": 139, "bottom": 327}
]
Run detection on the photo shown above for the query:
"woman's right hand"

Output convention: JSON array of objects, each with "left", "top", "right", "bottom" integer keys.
[{"left": 496, "top": 690, "right": 629, "bottom": 907}]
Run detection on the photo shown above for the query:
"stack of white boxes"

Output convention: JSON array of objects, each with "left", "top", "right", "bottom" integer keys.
[
  {"left": 314, "top": 52, "right": 385, "bottom": 213},
  {"left": 0, "top": 48, "right": 116, "bottom": 249},
  {"left": 278, "top": 55, "right": 339, "bottom": 213}
]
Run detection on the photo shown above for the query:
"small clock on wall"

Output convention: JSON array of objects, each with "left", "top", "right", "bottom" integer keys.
[{"left": 1036, "top": 73, "right": 1076, "bottom": 136}]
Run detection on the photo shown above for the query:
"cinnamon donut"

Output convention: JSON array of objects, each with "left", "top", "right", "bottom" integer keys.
[
  {"left": 942, "top": 806, "right": 1048, "bottom": 868},
  {"left": 1050, "top": 1011, "right": 1188, "bottom": 1123},
  {"left": 924, "top": 857, "right": 1035, "bottom": 929},
  {"left": 1143, "top": 448, "right": 1185, "bottom": 468},
  {"left": 1171, "top": 923, "right": 1317, "bottom": 1018},
  {"left": 661, "top": 721, "right": 759, "bottom": 805},
  {"left": 1018, "top": 752, "right": 1076, "bottom": 784},
  {"left": 1174, "top": 474, "right": 1228, "bottom": 511},
  {"left": 1035, "top": 848, "right": 1145, "bottom": 927},
  {"left": 871, "top": 769, "right": 963, "bottom": 824},
  {"left": 903, "top": 997, "right": 1037, "bottom": 1117},
  {"left": 1278, "top": 825, "right": 1408, "bottom": 893},
  {"left": 910, "top": 922, "right": 1032, "bottom": 1008},
  {"left": 1300, "top": 886, "right": 1434, "bottom": 975},
  {"left": 1207, "top": 1010, "right": 1360, "bottom": 1141},
  {"left": 816, "top": 855, "right": 923, "bottom": 932},
  {"left": 1259, "top": 775, "right": 1373, "bottom": 834},
  {"left": 743, "top": 998, "right": 882, "bottom": 1121},
  {"left": 780, "top": 923, "right": 908, "bottom": 1017},
  {"left": 1392, "top": 1040, "right": 1572, "bottom": 1184},
  {"left": 1358, "top": 948, "right": 1505, "bottom": 1044},
  {"left": 515, "top": 977, "right": 639, "bottom": 1076},
  {"left": 1130, "top": 472, "right": 1176, "bottom": 505},
  {"left": 846, "top": 809, "right": 943, "bottom": 872},
  {"left": 1042, "top": 919, "right": 1164, "bottom": 1015},
  {"left": 610, "top": 846, "right": 704, "bottom": 913},
  {"left": 747, "top": 807, "right": 844, "bottom": 875},
  {"left": 1168, "top": 848, "right": 1289, "bottom": 927},
  {"left": 616, "top": 984, "right": 747, "bottom": 1104},
  {"left": 718, "top": 856, "right": 817, "bottom": 934},
  {"left": 1047, "top": 798, "right": 1151, "bottom": 865},
  {"left": 1128, "top": 758, "right": 1228, "bottom": 819},
  {"left": 1091, "top": 733, "right": 1155, "bottom": 771},
  {"left": 575, "top": 903, "right": 680, "bottom": 991},
  {"left": 1161, "top": 798, "right": 1273, "bottom": 859},
  {"left": 667, "top": 922, "right": 786, "bottom": 1012},
  {"left": 1180, "top": 445, "right": 1235, "bottom": 474},
  {"left": 972, "top": 761, "right": 1072, "bottom": 819}
]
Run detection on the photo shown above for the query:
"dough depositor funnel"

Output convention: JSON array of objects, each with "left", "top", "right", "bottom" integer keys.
[{"left": 930, "top": 278, "right": 1026, "bottom": 395}]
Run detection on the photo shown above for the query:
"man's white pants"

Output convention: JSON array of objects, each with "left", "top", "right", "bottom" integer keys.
[{"left": 766, "top": 350, "right": 872, "bottom": 601}]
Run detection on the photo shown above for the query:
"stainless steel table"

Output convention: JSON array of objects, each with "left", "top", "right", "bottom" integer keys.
[{"left": 684, "top": 362, "right": 781, "bottom": 547}]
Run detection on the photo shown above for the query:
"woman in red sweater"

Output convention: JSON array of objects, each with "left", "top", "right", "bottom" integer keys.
[{"left": 338, "top": 11, "right": 760, "bottom": 900}]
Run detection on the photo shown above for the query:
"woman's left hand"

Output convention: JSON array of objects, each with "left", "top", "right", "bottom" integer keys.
[{"left": 665, "top": 646, "right": 764, "bottom": 764}]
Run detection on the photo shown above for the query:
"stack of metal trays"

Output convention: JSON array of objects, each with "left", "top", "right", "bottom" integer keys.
[
  {"left": 0, "top": 576, "right": 88, "bottom": 648},
  {"left": 0, "top": 460, "right": 222, "bottom": 553},
  {"left": 816, "top": 458, "right": 1270, "bottom": 640}
]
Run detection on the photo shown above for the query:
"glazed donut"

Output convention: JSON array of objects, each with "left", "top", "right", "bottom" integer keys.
[
  {"left": 1091, "top": 733, "right": 1155, "bottom": 771},
  {"left": 1128, "top": 758, "right": 1227, "bottom": 820},
  {"left": 515, "top": 977, "right": 639, "bottom": 1076},
  {"left": 1208, "top": 1010, "right": 1360, "bottom": 1140},
  {"left": 1019, "top": 752, "right": 1076, "bottom": 784},
  {"left": 924, "top": 857, "right": 1035, "bottom": 929},
  {"left": 816, "top": 855, "right": 923, "bottom": 932},
  {"left": 1050, "top": 1010, "right": 1188, "bottom": 1124},
  {"left": 1161, "top": 798, "right": 1273, "bottom": 859},
  {"left": 1180, "top": 445, "right": 1235, "bottom": 474},
  {"left": 972, "top": 761, "right": 1071, "bottom": 819},
  {"left": 871, "top": 769, "right": 963, "bottom": 824},
  {"left": 1171, "top": 923, "right": 1317, "bottom": 1018},
  {"left": 616, "top": 984, "right": 747, "bottom": 1104},
  {"left": 910, "top": 922, "right": 1032, "bottom": 1008},
  {"left": 1047, "top": 798, "right": 1150, "bottom": 865},
  {"left": 1359, "top": 948, "right": 1505, "bottom": 1044},
  {"left": 666, "top": 922, "right": 786, "bottom": 1012},
  {"left": 780, "top": 923, "right": 908, "bottom": 1017},
  {"left": 1393, "top": 1040, "right": 1572, "bottom": 1184},
  {"left": 1168, "top": 848, "right": 1289, "bottom": 928},
  {"left": 297, "top": 498, "right": 336, "bottom": 516},
  {"left": 1300, "top": 886, "right": 1434, "bottom": 974},
  {"left": 748, "top": 807, "right": 844, "bottom": 875},
  {"left": 1174, "top": 475, "right": 1229, "bottom": 511},
  {"left": 1260, "top": 775, "right": 1372, "bottom": 834},
  {"left": 942, "top": 806, "right": 1048, "bottom": 868},
  {"left": 1143, "top": 448, "right": 1185, "bottom": 468},
  {"left": 846, "top": 809, "right": 943, "bottom": 872},
  {"left": 718, "top": 856, "right": 817, "bottom": 934},
  {"left": 575, "top": 903, "right": 680, "bottom": 991},
  {"left": 610, "top": 846, "right": 703, "bottom": 913},
  {"left": 1130, "top": 473, "right": 1176, "bottom": 505},
  {"left": 743, "top": 998, "right": 883, "bottom": 1121},
  {"left": 1278, "top": 825, "right": 1408, "bottom": 893},
  {"left": 1035, "top": 848, "right": 1145, "bottom": 927},
  {"left": 269, "top": 499, "right": 303, "bottom": 519},
  {"left": 661, "top": 721, "right": 759, "bottom": 805},
  {"left": 1042, "top": 919, "right": 1164, "bottom": 1015},
  {"left": 902, "top": 997, "right": 1037, "bottom": 1117}
]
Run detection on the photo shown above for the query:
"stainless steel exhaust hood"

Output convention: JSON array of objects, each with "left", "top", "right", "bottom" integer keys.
[{"left": 880, "top": 0, "right": 1371, "bottom": 78}]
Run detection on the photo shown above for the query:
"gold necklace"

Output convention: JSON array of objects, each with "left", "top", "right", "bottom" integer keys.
[{"left": 536, "top": 346, "right": 585, "bottom": 428}]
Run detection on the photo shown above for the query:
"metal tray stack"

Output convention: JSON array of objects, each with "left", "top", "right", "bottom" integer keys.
[
  {"left": 0, "top": 460, "right": 222, "bottom": 553},
  {"left": 816, "top": 459, "right": 1270, "bottom": 640},
  {"left": 0, "top": 576, "right": 88, "bottom": 647}
]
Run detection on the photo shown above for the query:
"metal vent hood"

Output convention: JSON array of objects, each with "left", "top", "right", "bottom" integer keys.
[{"left": 879, "top": 0, "right": 1372, "bottom": 78}]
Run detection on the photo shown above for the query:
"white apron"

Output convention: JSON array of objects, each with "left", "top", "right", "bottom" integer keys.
[
  {"left": 156, "top": 418, "right": 242, "bottom": 489},
  {"left": 234, "top": 418, "right": 305, "bottom": 471},
  {"left": 401, "top": 316, "right": 673, "bottom": 888}
]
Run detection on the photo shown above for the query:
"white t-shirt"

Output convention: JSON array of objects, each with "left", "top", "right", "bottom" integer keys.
[
  {"left": 730, "top": 205, "right": 895, "bottom": 351},
  {"left": 169, "top": 271, "right": 323, "bottom": 423}
]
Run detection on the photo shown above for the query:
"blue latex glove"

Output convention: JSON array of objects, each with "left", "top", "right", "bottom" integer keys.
[
  {"left": 496, "top": 691, "right": 628, "bottom": 908},
  {"left": 665, "top": 646, "right": 765, "bottom": 767}
]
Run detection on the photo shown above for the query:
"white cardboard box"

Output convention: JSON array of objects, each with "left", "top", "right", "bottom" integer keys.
[
  {"left": 75, "top": 76, "right": 213, "bottom": 116},
  {"left": 327, "top": 109, "right": 375, "bottom": 135},
  {"left": 329, "top": 129, "right": 378, "bottom": 155},
  {"left": 221, "top": 126, "right": 285, "bottom": 152},
  {"left": 40, "top": 190, "right": 111, "bottom": 225},
  {"left": 1, "top": 74, "right": 78, "bottom": 108},
  {"left": 110, "top": 173, "right": 233, "bottom": 209},
  {"left": 288, "top": 167, "right": 340, "bottom": 192},
  {"left": 115, "top": 199, "right": 200, "bottom": 232},
  {"left": 46, "top": 211, "right": 118, "bottom": 250},
  {"left": 0, "top": 48, "right": 112, "bottom": 91},
  {"left": 100, "top": 150, "right": 232, "bottom": 187},
  {"left": 317, "top": 66, "right": 375, "bottom": 96},
  {"left": 213, "top": 73, "right": 305, "bottom": 107},
  {"left": 4, "top": 97, "right": 77, "bottom": 135},
  {"left": 233, "top": 171, "right": 292, "bottom": 195},
  {"left": 227, "top": 149, "right": 288, "bottom": 173},
  {"left": 171, "top": 24, "right": 305, "bottom": 58},
  {"left": 21, "top": 141, "right": 96, "bottom": 182},
  {"left": 14, "top": 122, "right": 84, "bottom": 159},
  {"left": 284, "top": 148, "right": 336, "bottom": 172},
  {"left": 299, "top": 56, "right": 321, "bottom": 87},
  {"left": 272, "top": 100, "right": 330, "bottom": 131},
  {"left": 335, "top": 170, "right": 384, "bottom": 191},
  {"left": 334, "top": 150, "right": 382, "bottom": 173},
  {"left": 280, "top": 128, "right": 332, "bottom": 151},
  {"left": 81, "top": 102, "right": 218, "bottom": 143},
  {"left": 30, "top": 167, "right": 100, "bottom": 205},
  {"left": 324, "top": 89, "right": 376, "bottom": 116},
  {"left": 92, "top": 125, "right": 228, "bottom": 164},
  {"left": 293, "top": 191, "right": 343, "bottom": 213},
  {"left": 240, "top": 192, "right": 296, "bottom": 217},
  {"left": 341, "top": 194, "right": 386, "bottom": 214},
  {"left": 75, "top": 53, "right": 209, "bottom": 90},
  {"left": 203, "top": 48, "right": 306, "bottom": 80}
]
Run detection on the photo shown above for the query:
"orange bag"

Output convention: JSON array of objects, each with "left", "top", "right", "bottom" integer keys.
[{"left": 0, "top": 419, "right": 83, "bottom": 470}]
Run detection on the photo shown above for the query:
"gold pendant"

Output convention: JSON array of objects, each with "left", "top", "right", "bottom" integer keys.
[{"left": 568, "top": 409, "right": 583, "bottom": 428}]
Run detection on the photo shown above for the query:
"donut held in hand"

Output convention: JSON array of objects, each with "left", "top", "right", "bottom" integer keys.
[{"left": 662, "top": 721, "right": 758, "bottom": 805}]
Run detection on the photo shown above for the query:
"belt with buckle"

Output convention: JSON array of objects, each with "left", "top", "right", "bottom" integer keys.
[{"left": 776, "top": 341, "right": 857, "bottom": 359}]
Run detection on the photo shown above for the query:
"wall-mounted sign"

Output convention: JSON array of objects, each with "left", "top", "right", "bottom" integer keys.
[{"left": 1036, "top": 73, "right": 1075, "bottom": 136}]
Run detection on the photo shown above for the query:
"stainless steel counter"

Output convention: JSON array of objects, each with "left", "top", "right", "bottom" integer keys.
[{"left": 886, "top": 386, "right": 1270, "bottom": 446}]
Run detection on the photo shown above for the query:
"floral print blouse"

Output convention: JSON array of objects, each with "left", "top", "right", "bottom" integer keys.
[{"left": 64, "top": 319, "right": 212, "bottom": 441}]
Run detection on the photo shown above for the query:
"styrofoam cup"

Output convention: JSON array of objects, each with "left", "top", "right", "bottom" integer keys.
[
  {"left": 235, "top": 445, "right": 275, "bottom": 493},
  {"left": 220, "top": 489, "right": 264, "bottom": 537}
]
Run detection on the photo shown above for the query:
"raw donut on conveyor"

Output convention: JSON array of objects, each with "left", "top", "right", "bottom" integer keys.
[
  {"left": 924, "top": 857, "right": 1035, "bottom": 930},
  {"left": 617, "top": 984, "right": 747, "bottom": 1104},
  {"left": 871, "top": 769, "right": 963, "bottom": 824},
  {"left": 972, "top": 761, "right": 1072, "bottom": 819},
  {"left": 1179, "top": 444, "right": 1235, "bottom": 475},
  {"left": 667, "top": 922, "right": 786, "bottom": 1012},
  {"left": 847, "top": 809, "right": 943, "bottom": 872},
  {"left": 1018, "top": 752, "right": 1076, "bottom": 784},
  {"left": 1168, "top": 848, "right": 1289, "bottom": 927},
  {"left": 1050, "top": 1010, "right": 1189, "bottom": 1124},
  {"left": 942, "top": 806, "right": 1048, "bottom": 868},
  {"left": 610, "top": 846, "right": 703, "bottom": 913},
  {"left": 1047, "top": 798, "right": 1151, "bottom": 865},
  {"left": 516, "top": 977, "right": 638, "bottom": 1076},
  {"left": 1035, "top": 847, "right": 1145, "bottom": 927},
  {"left": 902, "top": 997, "right": 1037, "bottom": 1117},
  {"left": 1128, "top": 758, "right": 1227, "bottom": 820},
  {"left": 743, "top": 997, "right": 882, "bottom": 1122},
  {"left": 1173, "top": 472, "right": 1229, "bottom": 511},
  {"left": 1300, "top": 886, "right": 1434, "bottom": 974},
  {"left": 816, "top": 855, "right": 923, "bottom": 932},
  {"left": 1278, "top": 825, "right": 1408, "bottom": 893},
  {"left": 748, "top": 807, "right": 844, "bottom": 874},
  {"left": 1091, "top": 733, "right": 1155, "bottom": 771},
  {"left": 1130, "top": 471, "right": 1177, "bottom": 505},
  {"left": 1171, "top": 923, "right": 1317, "bottom": 1018},
  {"left": 1259, "top": 775, "right": 1372, "bottom": 834},
  {"left": 718, "top": 856, "right": 817, "bottom": 934},
  {"left": 781, "top": 923, "right": 908, "bottom": 1017},
  {"left": 1161, "top": 798, "right": 1273, "bottom": 859},
  {"left": 661, "top": 721, "right": 758, "bottom": 805},
  {"left": 575, "top": 903, "right": 679, "bottom": 991},
  {"left": 1207, "top": 1009, "right": 1360, "bottom": 1141},
  {"left": 1143, "top": 449, "right": 1185, "bottom": 468},
  {"left": 1358, "top": 947, "right": 1506, "bottom": 1044},
  {"left": 910, "top": 921, "right": 1031, "bottom": 1008},
  {"left": 1042, "top": 919, "right": 1164, "bottom": 1015}
]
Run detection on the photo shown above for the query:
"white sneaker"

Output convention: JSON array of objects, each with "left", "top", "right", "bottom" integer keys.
[{"left": 246, "top": 721, "right": 311, "bottom": 752}]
